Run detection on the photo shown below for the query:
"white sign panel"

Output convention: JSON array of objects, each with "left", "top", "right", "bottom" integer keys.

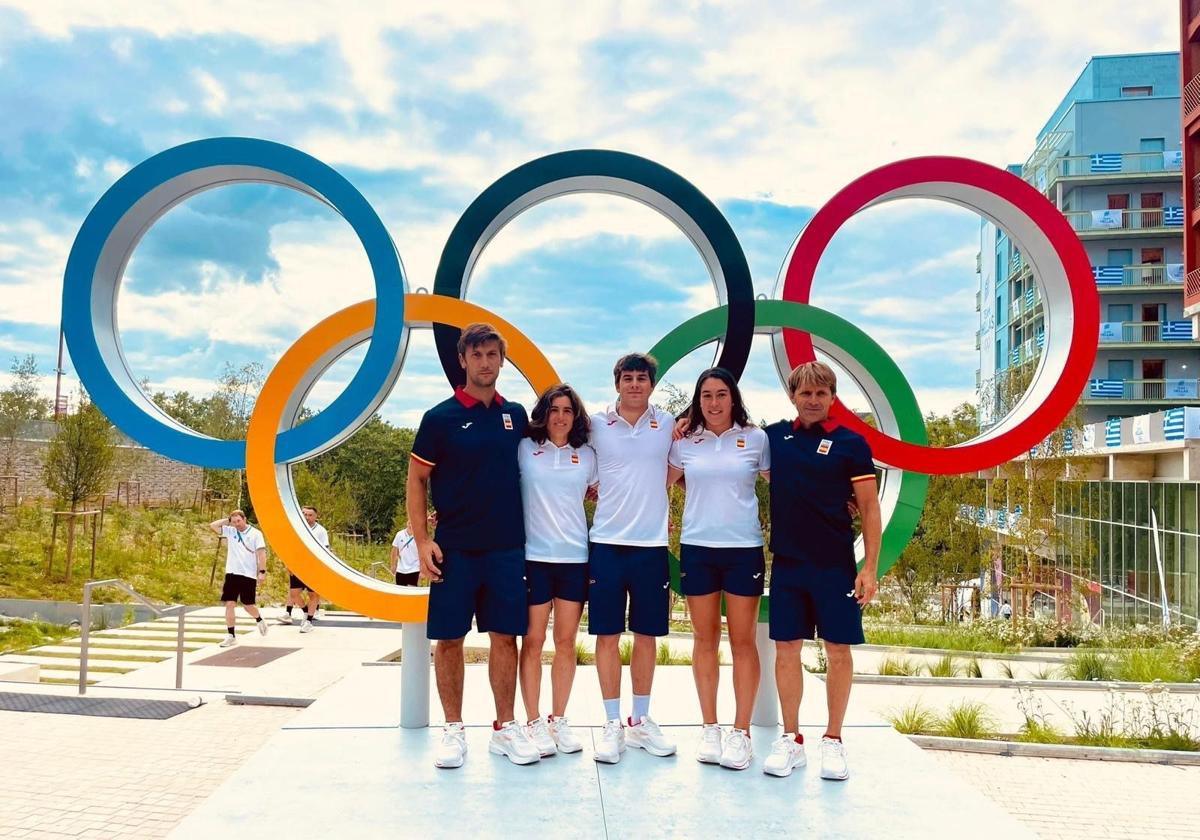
[
  {"left": 1091, "top": 209, "right": 1123, "bottom": 229},
  {"left": 1132, "top": 415, "right": 1151, "bottom": 444}
]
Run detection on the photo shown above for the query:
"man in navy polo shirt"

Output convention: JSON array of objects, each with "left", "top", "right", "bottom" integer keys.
[
  {"left": 762, "top": 361, "right": 882, "bottom": 783},
  {"left": 407, "top": 323, "right": 540, "bottom": 770}
]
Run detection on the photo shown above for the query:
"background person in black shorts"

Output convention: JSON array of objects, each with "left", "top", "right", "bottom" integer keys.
[
  {"left": 406, "top": 323, "right": 540, "bottom": 770},
  {"left": 208, "top": 510, "right": 270, "bottom": 648},
  {"left": 391, "top": 512, "right": 436, "bottom": 586},
  {"left": 762, "top": 361, "right": 882, "bottom": 782},
  {"left": 278, "top": 505, "right": 330, "bottom": 632}
]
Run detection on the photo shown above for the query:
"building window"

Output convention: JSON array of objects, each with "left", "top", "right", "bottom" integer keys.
[
  {"left": 1140, "top": 137, "right": 1165, "bottom": 153},
  {"left": 1121, "top": 86, "right": 1152, "bottom": 97}
]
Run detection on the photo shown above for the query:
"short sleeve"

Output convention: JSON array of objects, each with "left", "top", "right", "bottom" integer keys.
[
  {"left": 392, "top": 530, "right": 406, "bottom": 548},
  {"left": 755, "top": 429, "right": 770, "bottom": 472},
  {"left": 250, "top": 529, "right": 266, "bottom": 552},
  {"left": 847, "top": 435, "right": 876, "bottom": 485},
  {"left": 587, "top": 447, "right": 599, "bottom": 485},
  {"left": 411, "top": 410, "right": 443, "bottom": 467},
  {"left": 668, "top": 438, "right": 683, "bottom": 470},
  {"left": 221, "top": 525, "right": 234, "bottom": 540}
]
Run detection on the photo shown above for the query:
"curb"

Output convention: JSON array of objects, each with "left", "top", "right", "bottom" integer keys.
[
  {"left": 855, "top": 643, "right": 1065, "bottom": 663},
  {"left": 909, "top": 734, "right": 1200, "bottom": 765},
  {"left": 849, "top": 674, "right": 1200, "bottom": 692},
  {"left": 225, "top": 694, "right": 314, "bottom": 708}
]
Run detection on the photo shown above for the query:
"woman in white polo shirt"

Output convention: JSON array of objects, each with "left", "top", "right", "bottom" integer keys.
[
  {"left": 517, "top": 383, "right": 598, "bottom": 758},
  {"left": 667, "top": 367, "right": 769, "bottom": 771}
]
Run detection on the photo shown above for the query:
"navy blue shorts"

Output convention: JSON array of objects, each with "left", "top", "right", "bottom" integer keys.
[
  {"left": 680, "top": 544, "right": 765, "bottom": 597},
  {"left": 587, "top": 543, "right": 670, "bottom": 637},
  {"left": 526, "top": 561, "right": 588, "bottom": 605},
  {"left": 768, "top": 555, "right": 864, "bottom": 644},
  {"left": 426, "top": 547, "right": 528, "bottom": 640}
]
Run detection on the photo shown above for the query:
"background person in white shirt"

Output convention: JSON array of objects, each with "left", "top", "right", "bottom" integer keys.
[
  {"left": 278, "top": 505, "right": 329, "bottom": 632},
  {"left": 667, "top": 367, "right": 769, "bottom": 771},
  {"left": 587, "top": 353, "right": 677, "bottom": 764},
  {"left": 517, "top": 384, "right": 597, "bottom": 757},
  {"left": 392, "top": 512, "right": 436, "bottom": 586},
  {"left": 208, "top": 509, "right": 269, "bottom": 647}
]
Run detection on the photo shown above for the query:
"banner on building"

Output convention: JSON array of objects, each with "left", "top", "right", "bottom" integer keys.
[
  {"left": 1098, "top": 322, "right": 1123, "bottom": 342},
  {"left": 1091, "top": 209, "right": 1123, "bottom": 229},
  {"left": 1166, "top": 263, "right": 1184, "bottom": 284},
  {"left": 1163, "top": 150, "right": 1183, "bottom": 169},
  {"left": 1131, "top": 414, "right": 1151, "bottom": 444},
  {"left": 1081, "top": 425, "right": 1096, "bottom": 449},
  {"left": 1166, "top": 379, "right": 1198, "bottom": 399}
]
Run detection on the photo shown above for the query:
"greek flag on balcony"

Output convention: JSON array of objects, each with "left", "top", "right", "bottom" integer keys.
[
  {"left": 1164, "top": 408, "right": 1185, "bottom": 441},
  {"left": 1024, "top": 287, "right": 1035, "bottom": 309},
  {"left": 1010, "top": 250, "right": 1021, "bottom": 269},
  {"left": 1089, "top": 379, "right": 1123, "bottom": 398},
  {"left": 1105, "top": 417, "right": 1122, "bottom": 447},
  {"left": 1010, "top": 346, "right": 1020, "bottom": 365},
  {"left": 1063, "top": 428, "right": 1074, "bottom": 452},
  {"left": 1166, "top": 263, "right": 1184, "bottom": 284},
  {"left": 1012, "top": 504, "right": 1023, "bottom": 522},
  {"left": 1092, "top": 265, "right": 1123, "bottom": 286},
  {"left": 997, "top": 508, "right": 1007, "bottom": 529},
  {"left": 1162, "top": 320, "right": 1194, "bottom": 341},
  {"left": 1036, "top": 329, "right": 1045, "bottom": 349},
  {"left": 976, "top": 507, "right": 986, "bottom": 526},
  {"left": 1089, "top": 153, "right": 1121, "bottom": 173},
  {"left": 1164, "top": 206, "right": 1184, "bottom": 227}
]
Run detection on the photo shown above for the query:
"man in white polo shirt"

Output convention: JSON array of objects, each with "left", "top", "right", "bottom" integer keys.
[
  {"left": 588, "top": 353, "right": 677, "bottom": 764},
  {"left": 208, "top": 509, "right": 269, "bottom": 647},
  {"left": 392, "top": 512, "right": 436, "bottom": 586},
  {"left": 278, "top": 505, "right": 329, "bottom": 633}
]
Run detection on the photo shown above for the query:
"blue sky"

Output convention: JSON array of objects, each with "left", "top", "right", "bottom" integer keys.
[{"left": 0, "top": 1, "right": 1177, "bottom": 430}]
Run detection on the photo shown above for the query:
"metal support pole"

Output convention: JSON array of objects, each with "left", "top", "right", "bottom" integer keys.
[
  {"left": 751, "top": 621, "right": 777, "bottom": 727},
  {"left": 400, "top": 621, "right": 430, "bottom": 728},
  {"left": 78, "top": 585, "right": 92, "bottom": 695},
  {"left": 175, "top": 606, "right": 186, "bottom": 690}
]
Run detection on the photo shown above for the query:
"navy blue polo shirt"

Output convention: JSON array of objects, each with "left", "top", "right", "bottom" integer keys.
[
  {"left": 765, "top": 416, "right": 877, "bottom": 568},
  {"left": 411, "top": 387, "right": 527, "bottom": 551}
]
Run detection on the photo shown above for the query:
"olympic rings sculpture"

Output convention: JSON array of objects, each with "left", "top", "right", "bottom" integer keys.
[{"left": 62, "top": 138, "right": 1097, "bottom": 622}]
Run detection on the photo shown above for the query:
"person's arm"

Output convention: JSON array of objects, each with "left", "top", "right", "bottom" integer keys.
[
  {"left": 390, "top": 544, "right": 400, "bottom": 575},
  {"left": 851, "top": 477, "right": 882, "bottom": 605},
  {"left": 407, "top": 460, "right": 443, "bottom": 581},
  {"left": 255, "top": 546, "right": 268, "bottom": 578},
  {"left": 666, "top": 465, "right": 684, "bottom": 488},
  {"left": 208, "top": 517, "right": 228, "bottom": 536}
]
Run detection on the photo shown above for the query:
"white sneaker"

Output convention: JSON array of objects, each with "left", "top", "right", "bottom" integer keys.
[
  {"left": 719, "top": 728, "right": 753, "bottom": 770},
  {"left": 763, "top": 735, "right": 807, "bottom": 778},
  {"left": 300, "top": 619, "right": 314, "bottom": 634},
  {"left": 820, "top": 736, "right": 849, "bottom": 780},
  {"left": 488, "top": 720, "right": 541, "bottom": 765},
  {"left": 276, "top": 613, "right": 295, "bottom": 625},
  {"left": 594, "top": 719, "right": 625, "bottom": 764},
  {"left": 435, "top": 722, "right": 467, "bottom": 769},
  {"left": 625, "top": 715, "right": 676, "bottom": 757},
  {"left": 549, "top": 716, "right": 582, "bottom": 754},
  {"left": 696, "top": 723, "right": 723, "bottom": 764},
  {"left": 218, "top": 634, "right": 236, "bottom": 648},
  {"left": 256, "top": 620, "right": 268, "bottom": 637},
  {"left": 526, "top": 717, "right": 557, "bottom": 757}
]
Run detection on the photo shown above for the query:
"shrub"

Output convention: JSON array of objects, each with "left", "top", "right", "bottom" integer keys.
[
  {"left": 1114, "top": 648, "right": 1188, "bottom": 684},
  {"left": 886, "top": 702, "right": 938, "bottom": 735},
  {"left": 966, "top": 658, "right": 984, "bottom": 679},
  {"left": 1064, "top": 649, "right": 1116, "bottom": 682},
  {"left": 878, "top": 654, "right": 921, "bottom": 676},
  {"left": 925, "top": 654, "right": 962, "bottom": 678},
  {"left": 574, "top": 641, "right": 593, "bottom": 665},
  {"left": 935, "top": 701, "right": 996, "bottom": 740},
  {"left": 618, "top": 638, "right": 632, "bottom": 665}
]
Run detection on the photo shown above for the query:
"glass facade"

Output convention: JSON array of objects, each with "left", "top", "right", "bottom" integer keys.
[{"left": 1056, "top": 480, "right": 1200, "bottom": 624}]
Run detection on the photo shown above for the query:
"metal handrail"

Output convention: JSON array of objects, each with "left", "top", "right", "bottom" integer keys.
[
  {"left": 367, "top": 561, "right": 392, "bottom": 581},
  {"left": 79, "top": 578, "right": 188, "bottom": 695}
]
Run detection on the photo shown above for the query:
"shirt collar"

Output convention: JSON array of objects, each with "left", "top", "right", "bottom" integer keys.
[
  {"left": 606, "top": 403, "right": 656, "bottom": 426},
  {"left": 693, "top": 422, "right": 747, "bottom": 439},
  {"left": 791, "top": 416, "right": 839, "bottom": 434},
  {"left": 454, "top": 386, "right": 505, "bottom": 409}
]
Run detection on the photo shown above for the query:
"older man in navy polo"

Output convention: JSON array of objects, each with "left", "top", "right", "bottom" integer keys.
[
  {"left": 407, "top": 323, "right": 540, "bottom": 770},
  {"left": 762, "top": 361, "right": 882, "bottom": 783}
]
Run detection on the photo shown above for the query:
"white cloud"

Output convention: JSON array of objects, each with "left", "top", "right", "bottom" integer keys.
[{"left": 192, "top": 68, "right": 227, "bottom": 115}]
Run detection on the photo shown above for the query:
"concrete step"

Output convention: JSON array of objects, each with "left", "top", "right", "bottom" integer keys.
[
  {"left": 41, "top": 676, "right": 98, "bottom": 686},
  {"left": 58, "top": 640, "right": 203, "bottom": 653},
  {"left": 28, "top": 646, "right": 171, "bottom": 662},
  {"left": 2, "top": 655, "right": 148, "bottom": 673}
]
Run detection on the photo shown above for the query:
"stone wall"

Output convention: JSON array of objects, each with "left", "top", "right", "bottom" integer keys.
[{"left": 1, "top": 437, "right": 204, "bottom": 506}]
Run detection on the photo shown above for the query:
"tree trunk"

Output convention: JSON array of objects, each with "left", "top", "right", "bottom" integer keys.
[{"left": 64, "top": 514, "right": 77, "bottom": 583}]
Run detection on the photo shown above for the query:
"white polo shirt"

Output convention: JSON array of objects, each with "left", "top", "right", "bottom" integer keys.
[
  {"left": 589, "top": 404, "right": 674, "bottom": 547},
  {"left": 392, "top": 528, "right": 420, "bottom": 574},
  {"left": 309, "top": 522, "right": 330, "bottom": 550},
  {"left": 222, "top": 524, "right": 265, "bottom": 579},
  {"left": 669, "top": 424, "right": 770, "bottom": 547},
  {"left": 519, "top": 438, "right": 598, "bottom": 563}
]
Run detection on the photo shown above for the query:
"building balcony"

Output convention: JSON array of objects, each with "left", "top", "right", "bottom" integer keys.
[
  {"left": 1062, "top": 207, "right": 1184, "bottom": 237},
  {"left": 1098, "top": 320, "right": 1197, "bottom": 345},
  {"left": 1186, "top": 267, "right": 1200, "bottom": 314},
  {"left": 1030, "top": 151, "right": 1181, "bottom": 195},
  {"left": 1092, "top": 263, "right": 1184, "bottom": 291},
  {"left": 1083, "top": 378, "right": 1200, "bottom": 402}
]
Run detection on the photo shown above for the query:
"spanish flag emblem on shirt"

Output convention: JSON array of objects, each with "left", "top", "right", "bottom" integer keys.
[
  {"left": 571, "top": 452, "right": 580, "bottom": 464},
  {"left": 649, "top": 420, "right": 660, "bottom": 429},
  {"left": 736, "top": 437, "right": 746, "bottom": 448}
]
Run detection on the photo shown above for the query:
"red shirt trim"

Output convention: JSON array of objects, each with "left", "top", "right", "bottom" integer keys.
[
  {"left": 454, "top": 386, "right": 505, "bottom": 408},
  {"left": 791, "top": 416, "right": 840, "bottom": 433}
]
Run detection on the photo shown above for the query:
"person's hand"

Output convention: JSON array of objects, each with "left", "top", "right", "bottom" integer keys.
[
  {"left": 853, "top": 568, "right": 877, "bottom": 606},
  {"left": 846, "top": 499, "right": 860, "bottom": 518},
  {"left": 418, "top": 539, "right": 444, "bottom": 582},
  {"left": 672, "top": 416, "right": 689, "bottom": 441}
]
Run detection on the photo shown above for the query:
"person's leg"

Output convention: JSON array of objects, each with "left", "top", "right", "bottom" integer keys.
[
  {"left": 626, "top": 546, "right": 670, "bottom": 723},
  {"left": 687, "top": 593, "right": 722, "bottom": 725},
  {"left": 630, "top": 633, "right": 656, "bottom": 707},
  {"left": 595, "top": 634, "right": 621, "bottom": 716},
  {"left": 520, "top": 602, "right": 552, "bottom": 721},
  {"left": 434, "top": 637, "right": 466, "bottom": 722},
  {"left": 489, "top": 632, "right": 519, "bottom": 724},
  {"left": 305, "top": 589, "right": 320, "bottom": 619},
  {"left": 550, "top": 597, "right": 583, "bottom": 718},
  {"left": 725, "top": 593, "right": 761, "bottom": 732},
  {"left": 823, "top": 643, "right": 853, "bottom": 739},
  {"left": 587, "top": 544, "right": 627, "bottom": 721},
  {"left": 224, "top": 600, "right": 235, "bottom": 629},
  {"left": 775, "top": 639, "right": 804, "bottom": 734}
]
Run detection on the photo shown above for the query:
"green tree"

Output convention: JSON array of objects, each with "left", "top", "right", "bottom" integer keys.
[
  {"left": 309, "top": 416, "right": 414, "bottom": 541},
  {"left": 0, "top": 354, "right": 51, "bottom": 472},
  {"left": 42, "top": 401, "right": 117, "bottom": 581}
]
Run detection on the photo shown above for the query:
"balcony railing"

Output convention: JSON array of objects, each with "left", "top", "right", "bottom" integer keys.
[
  {"left": 1086, "top": 378, "right": 1200, "bottom": 400},
  {"left": 1193, "top": 172, "right": 1200, "bottom": 211},
  {"left": 1098, "top": 320, "right": 1196, "bottom": 343},
  {"left": 1186, "top": 73, "right": 1200, "bottom": 118},
  {"left": 1092, "top": 263, "right": 1184, "bottom": 289},
  {"left": 1063, "top": 207, "right": 1183, "bottom": 233},
  {"left": 1186, "top": 268, "right": 1200, "bottom": 310},
  {"left": 1031, "top": 151, "right": 1182, "bottom": 194}
]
